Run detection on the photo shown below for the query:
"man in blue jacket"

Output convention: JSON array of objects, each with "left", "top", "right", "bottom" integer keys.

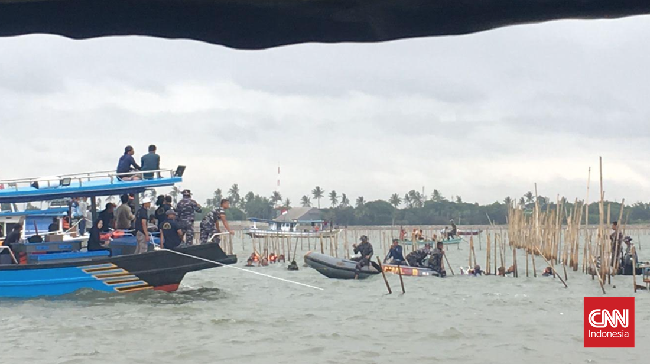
[{"left": 384, "top": 238, "right": 404, "bottom": 264}]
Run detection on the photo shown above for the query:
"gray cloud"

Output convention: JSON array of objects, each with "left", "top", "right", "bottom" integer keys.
[{"left": 0, "top": 17, "right": 649, "bottom": 205}]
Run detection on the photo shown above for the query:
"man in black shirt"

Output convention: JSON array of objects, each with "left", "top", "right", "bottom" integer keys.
[
  {"left": 48, "top": 218, "right": 59, "bottom": 233},
  {"left": 160, "top": 209, "right": 183, "bottom": 250},
  {"left": 134, "top": 198, "right": 151, "bottom": 254},
  {"left": 4, "top": 225, "right": 23, "bottom": 245},
  {"left": 98, "top": 203, "right": 115, "bottom": 232}
]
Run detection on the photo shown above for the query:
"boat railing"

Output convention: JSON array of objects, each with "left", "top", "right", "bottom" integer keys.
[
  {"left": 0, "top": 246, "right": 18, "bottom": 264},
  {"left": 0, "top": 167, "right": 183, "bottom": 191}
]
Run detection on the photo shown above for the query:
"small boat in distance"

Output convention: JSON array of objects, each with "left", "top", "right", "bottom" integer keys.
[
  {"left": 401, "top": 237, "right": 462, "bottom": 246},
  {"left": 458, "top": 229, "right": 483, "bottom": 236},
  {"left": 245, "top": 207, "right": 341, "bottom": 239},
  {"left": 0, "top": 167, "right": 237, "bottom": 298}
]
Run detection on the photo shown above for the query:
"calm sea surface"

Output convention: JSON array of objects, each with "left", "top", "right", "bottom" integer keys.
[{"left": 1, "top": 229, "right": 647, "bottom": 364}]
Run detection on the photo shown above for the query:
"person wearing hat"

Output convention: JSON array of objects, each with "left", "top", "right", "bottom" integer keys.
[
  {"left": 384, "top": 238, "right": 404, "bottom": 265},
  {"left": 134, "top": 197, "right": 152, "bottom": 254},
  {"left": 116, "top": 145, "right": 142, "bottom": 181},
  {"left": 199, "top": 198, "right": 233, "bottom": 245},
  {"left": 176, "top": 189, "right": 202, "bottom": 245},
  {"left": 160, "top": 209, "right": 183, "bottom": 250},
  {"left": 351, "top": 235, "right": 374, "bottom": 279},
  {"left": 406, "top": 243, "right": 431, "bottom": 267}
]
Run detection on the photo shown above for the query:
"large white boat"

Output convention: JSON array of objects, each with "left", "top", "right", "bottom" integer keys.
[{"left": 245, "top": 207, "right": 341, "bottom": 238}]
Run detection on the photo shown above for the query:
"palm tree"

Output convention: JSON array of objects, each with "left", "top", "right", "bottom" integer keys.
[
  {"left": 524, "top": 191, "right": 534, "bottom": 204},
  {"left": 228, "top": 184, "right": 240, "bottom": 206},
  {"left": 271, "top": 191, "right": 282, "bottom": 205},
  {"left": 329, "top": 190, "right": 338, "bottom": 207},
  {"left": 356, "top": 196, "right": 365, "bottom": 208},
  {"left": 409, "top": 190, "right": 423, "bottom": 208},
  {"left": 455, "top": 196, "right": 462, "bottom": 204},
  {"left": 389, "top": 193, "right": 401, "bottom": 208},
  {"left": 283, "top": 198, "right": 291, "bottom": 208},
  {"left": 340, "top": 193, "right": 350, "bottom": 208},
  {"left": 245, "top": 191, "right": 255, "bottom": 204},
  {"left": 519, "top": 197, "right": 526, "bottom": 207},
  {"left": 431, "top": 189, "right": 445, "bottom": 202},
  {"left": 213, "top": 188, "right": 223, "bottom": 203},
  {"left": 312, "top": 186, "right": 324, "bottom": 208},
  {"left": 301, "top": 195, "right": 311, "bottom": 207},
  {"left": 504, "top": 196, "right": 512, "bottom": 207},
  {"left": 404, "top": 193, "right": 412, "bottom": 208}
]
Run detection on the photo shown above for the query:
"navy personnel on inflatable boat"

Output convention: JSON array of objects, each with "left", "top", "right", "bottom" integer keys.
[
  {"left": 384, "top": 238, "right": 405, "bottom": 264},
  {"left": 351, "top": 235, "right": 374, "bottom": 278},
  {"left": 406, "top": 243, "right": 431, "bottom": 267},
  {"left": 427, "top": 241, "right": 446, "bottom": 277}
]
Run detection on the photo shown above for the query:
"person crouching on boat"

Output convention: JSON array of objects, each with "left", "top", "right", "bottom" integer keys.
[
  {"left": 199, "top": 198, "right": 233, "bottom": 245},
  {"left": 426, "top": 242, "right": 446, "bottom": 277},
  {"left": 351, "top": 235, "right": 374, "bottom": 277},
  {"left": 406, "top": 243, "right": 431, "bottom": 267},
  {"left": 87, "top": 219, "right": 112, "bottom": 256},
  {"left": 160, "top": 209, "right": 184, "bottom": 250},
  {"left": 384, "top": 238, "right": 404, "bottom": 265}
]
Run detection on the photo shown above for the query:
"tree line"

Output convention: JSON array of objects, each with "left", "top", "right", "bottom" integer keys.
[{"left": 198, "top": 185, "right": 650, "bottom": 226}]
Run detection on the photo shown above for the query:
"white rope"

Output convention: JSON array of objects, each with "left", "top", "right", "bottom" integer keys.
[{"left": 159, "top": 248, "right": 324, "bottom": 291}]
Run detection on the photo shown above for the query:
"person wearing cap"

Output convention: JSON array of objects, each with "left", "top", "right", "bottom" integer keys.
[
  {"left": 160, "top": 209, "right": 183, "bottom": 250},
  {"left": 384, "top": 238, "right": 404, "bottom": 265},
  {"left": 116, "top": 145, "right": 142, "bottom": 181},
  {"left": 199, "top": 199, "right": 233, "bottom": 245},
  {"left": 351, "top": 235, "right": 374, "bottom": 279},
  {"left": 176, "top": 189, "right": 202, "bottom": 245},
  {"left": 134, "top": 197, "right": 152, "bottom": 254},
  {"left": 406, "top": 243, "right": 431, "bottom": 267},
  {"left": 426, "top": 241, "right": 446, "bottom": 277},
  {"left": 140, "top": 144, "right": 161, "bottom": 180}
]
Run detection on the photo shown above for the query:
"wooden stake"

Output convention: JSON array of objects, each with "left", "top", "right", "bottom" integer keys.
[
  {"left": 376, "top": 257, "right": 392, "bottom": 294},
  {"left": 535, "top": 247, "right": 568, "bottom": 288},
  {"left": 398, "top": 264, "right": 406, "bottom": 294}
]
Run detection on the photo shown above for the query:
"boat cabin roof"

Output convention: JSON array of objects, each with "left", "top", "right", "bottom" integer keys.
[{"left": 0, "top": 168, "right": 183, "bottom": 203}]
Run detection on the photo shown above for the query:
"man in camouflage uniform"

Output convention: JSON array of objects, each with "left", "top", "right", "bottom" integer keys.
[
  {"left": 406, "top": 243, "right": 431, "bottom": 267},
  {"left": 199, "top": 199, "right": 232, "bottom": 245},
  {"left": 176, "top": 189, "right": 201, "bottom": 245},
  {"left": 351, "top": 235, "right": 374, "bottom": 279},
  {"left": 427, "top": 241, "right": 447, "bottom": 277}
]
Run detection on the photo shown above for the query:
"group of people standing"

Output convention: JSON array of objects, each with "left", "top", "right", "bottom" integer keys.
[{"left": 87, "top": 189, "right": 234, "bottom": 256}]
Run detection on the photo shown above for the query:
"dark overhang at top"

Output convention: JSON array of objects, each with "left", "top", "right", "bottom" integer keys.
[{"left": 0, "top": 0, "right": 649, "bottom": 50}]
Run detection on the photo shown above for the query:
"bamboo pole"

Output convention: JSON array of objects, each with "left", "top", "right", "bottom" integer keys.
[
  {"left": 398, "top": 263, "right": 406, "bottom": 294},
  {"left": 632, "top": 246, "right": 637, "bottom": 293},
  {"left": 376, "top": 257, "right": 392, "bottom": 294},
  {"left": 535, "top": 247, "right": 568, "bottom": 288}
]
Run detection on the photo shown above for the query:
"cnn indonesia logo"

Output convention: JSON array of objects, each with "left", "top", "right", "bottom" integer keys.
[{"left": 584, "top": 297, "right": 635, "bottom": 347}]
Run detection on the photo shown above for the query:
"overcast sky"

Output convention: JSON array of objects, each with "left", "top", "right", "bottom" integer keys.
[{"left": 1, "top": 16, "right": 649, "bottom": 206}]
